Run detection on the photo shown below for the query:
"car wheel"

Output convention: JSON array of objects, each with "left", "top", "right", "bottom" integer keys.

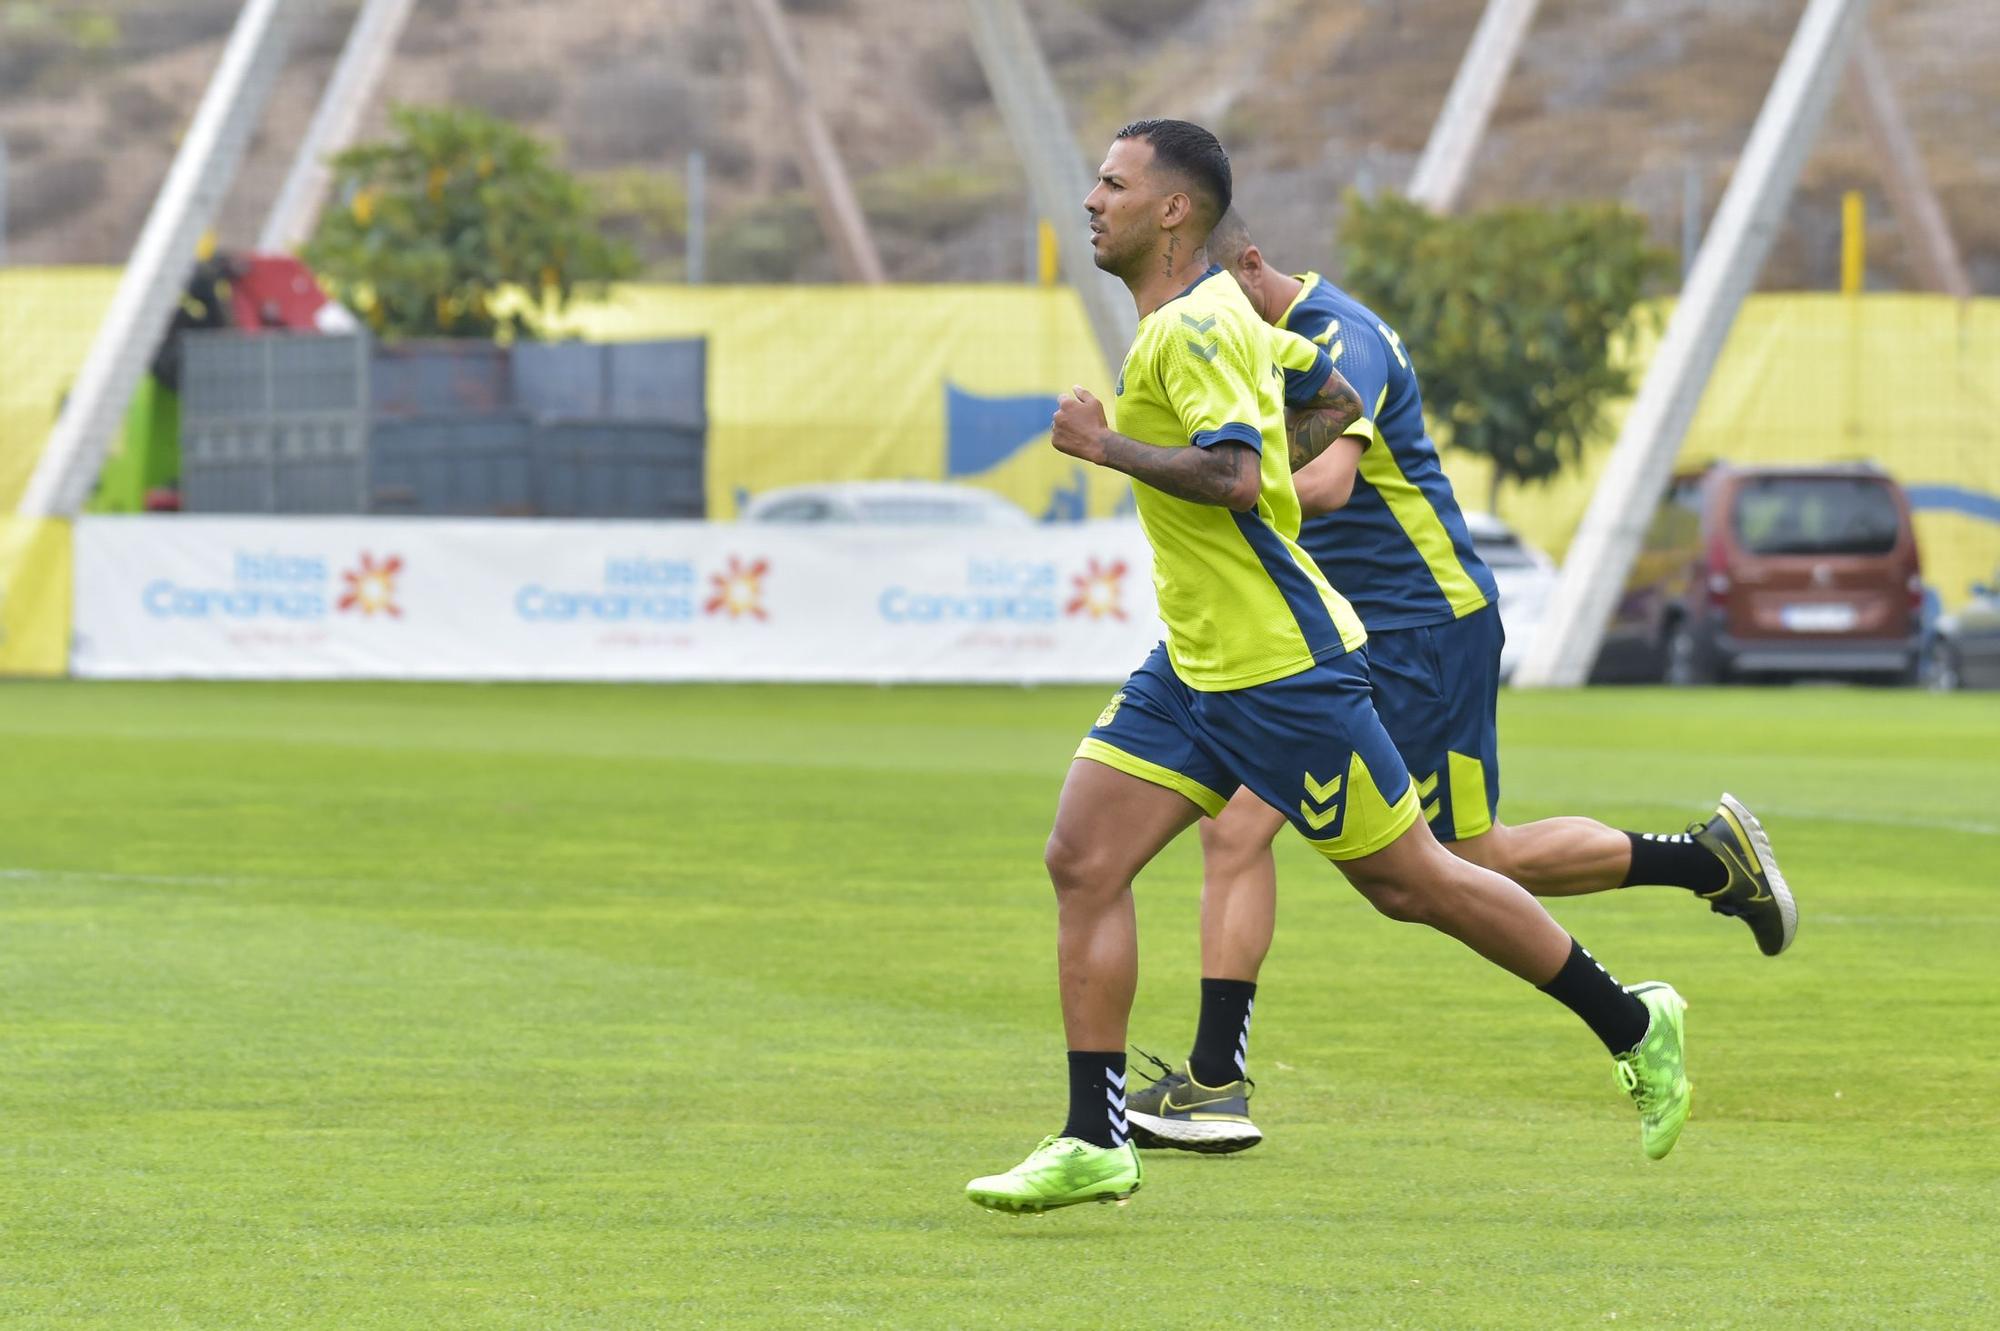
[
  {"left": 1663, "top": 620, "right": 1715, "bottom": 686},
  {"left": 1922, "top": 642, "right": 1962, "bottom": 692}
]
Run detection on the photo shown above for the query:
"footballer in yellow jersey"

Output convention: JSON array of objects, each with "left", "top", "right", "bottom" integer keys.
[
  {"left": 967, "top": 121, "right": 1691, "bottom": 1218},
  {"left": 1115, "top": 216, "right": 1794, "bottom": 1158}
]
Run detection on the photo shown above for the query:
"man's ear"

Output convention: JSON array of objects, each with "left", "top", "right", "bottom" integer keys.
[
  {"left": 1159, "top": 189, "right": 1194, "bottom": 231},
  {"left": 1240, "top": 245, "right": 1264, "bottom": 277}
]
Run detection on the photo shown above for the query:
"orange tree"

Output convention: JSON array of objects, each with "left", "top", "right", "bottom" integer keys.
[{"left": 305, "top": 104, "right": 634, "bottom": 339}]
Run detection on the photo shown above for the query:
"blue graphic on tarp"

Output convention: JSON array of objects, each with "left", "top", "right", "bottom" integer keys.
[
  {"left": 1908, "top": 485, "right": 2000, "bottom": 524},
  {"left": 946, "top": 382, "right": 1057, "bottom": 479},
  {"left": 1043, "top": 467, "right": 1088, "bottom": 523}
]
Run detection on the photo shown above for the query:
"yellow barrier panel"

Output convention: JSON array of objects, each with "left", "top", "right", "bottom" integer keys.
[
  {"left": 1037, "top": 220, "right": 1060, "bottom": 287},
  {"left": 1841, "top": 191, "right": 1866, "bottom": 295},
  {"left": 0, "top": 518, "right": 72, "bottom": 677},
  {"left": 5, "top": 270, "right": 1996, "bottom": 606},
  {"left": 553, "top": 283, "right": 1127, "bottom": 522},
  {"left": 0, "top": 268, "right": 122, "bottom": 515},
  {"left": 1440, "top": 293, "right": 2000, "bottom": 608}
]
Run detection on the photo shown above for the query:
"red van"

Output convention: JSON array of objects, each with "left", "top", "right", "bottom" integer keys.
[{"left": 1593, "top": 463, "right": 1924, "bottom": 684}]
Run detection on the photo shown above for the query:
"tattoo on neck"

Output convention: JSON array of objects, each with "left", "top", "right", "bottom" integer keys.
[{"left": 1164, "top": 235, "right": 1179, "bottom": 277}]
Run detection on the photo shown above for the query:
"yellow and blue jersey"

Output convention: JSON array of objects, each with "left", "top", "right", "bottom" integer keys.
[
  {"left": 1279, "top": 273, "right": 1498, "bottom": 631},
  {"left": 1112, "top": 266, "right": 1368, "bottom": 692}
]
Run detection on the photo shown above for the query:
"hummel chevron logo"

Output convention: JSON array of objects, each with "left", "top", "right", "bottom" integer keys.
[
  {"left": 1182, "top": 313, "right": 1221, "bottom": 360},
  {"left": 1106, "top": 1067, "right": 1126, "bottom": 1092},
  {"left": 1300, "top": 770, "right": 1343, "bottom": 831},
  {"left": 1313, "top": 319, "right": 1340, "bottom": 346}
]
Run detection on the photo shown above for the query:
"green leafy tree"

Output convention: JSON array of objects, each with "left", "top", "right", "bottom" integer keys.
[
  {"left": 1338, "top": 193, "right": 1671, "bottom": 512},
  {"left": 305, "top": 105, "right": 635, "bottom": 339}
]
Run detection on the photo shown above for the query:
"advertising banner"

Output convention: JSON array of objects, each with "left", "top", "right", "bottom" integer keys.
[
  {"left": 72, "top": 517, "right": 1164, "bottom": 682},
  {"left": 0, "top": 518, "right": 72, "bottom": 678}
]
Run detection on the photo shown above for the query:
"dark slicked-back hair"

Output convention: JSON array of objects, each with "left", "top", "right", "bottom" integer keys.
[
  {"left": 1113, "top": 118, "right": 1232, "bottom": 232},
  {"left": 1208, "top": 209, "right": 1254, "bottom": 269}
]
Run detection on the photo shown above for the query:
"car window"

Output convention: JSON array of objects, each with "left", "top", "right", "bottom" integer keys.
[
  {"left": 1471, "top": 531, "right": 1537, "bottom": 569},
  {"left": 855, "top": 497, "right": 979, "bottom": 523},
  {"left": 756, "top": 497, "right": 836, "bottom": 522},
  {"left": 1732, "top": 477, "right": 1900, "bottom": 556}
]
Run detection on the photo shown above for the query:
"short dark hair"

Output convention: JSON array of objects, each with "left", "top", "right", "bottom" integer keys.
[
  {"left": 1113, "top": 118, "right": 1232, "bottom": 233},
  {"left": 1208, "top": 209, "right": 1253, "bottom": 269}
]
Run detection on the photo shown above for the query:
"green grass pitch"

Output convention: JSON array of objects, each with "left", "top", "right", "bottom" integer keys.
[{"left": 1, "top": 681, "right": 1995, "bottom": 1328}]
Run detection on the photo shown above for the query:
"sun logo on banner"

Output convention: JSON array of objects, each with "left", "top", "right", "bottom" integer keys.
[
  {"left": 704, "top": 556, "right": 770, "bottom": 620},
  {"left": 1065, "top": 557, "right": 1128, "bottom": 621},
  {"left": 337, "top": 553, "right": 403, "bottom": 618}
]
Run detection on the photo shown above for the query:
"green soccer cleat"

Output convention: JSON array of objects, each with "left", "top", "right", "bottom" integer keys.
[
  {"left": 965, "top": 1136, "right": 1143, "bottom": 1213},
  {"left": 1615, "top": 982, "right": 1691, "bottom": 1160},
  {"left": 1124, "top": 1050, "right": 1263, "bottom": 1154},
  {"left": 1692, "top": 792, "right": 1798, "bottom": 956}
]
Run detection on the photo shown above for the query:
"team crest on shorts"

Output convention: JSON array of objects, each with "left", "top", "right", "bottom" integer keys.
[{"left": 1095, "top": 691, "right": 1127, "bottom": 729}]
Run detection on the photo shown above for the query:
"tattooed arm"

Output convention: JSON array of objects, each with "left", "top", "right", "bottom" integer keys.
[
  {"left": 1292, "top": 435, "right": 1366, "bottom": 517},
  {"left": 1051, "top": 386, "right": 1262, "bottom": 511},
  {"left": 1284, "top": 365, "right": 1365, "bottom": 472}
]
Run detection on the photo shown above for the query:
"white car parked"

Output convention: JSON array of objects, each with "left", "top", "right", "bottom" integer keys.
[
  {"left": 1462, "top": 511, "right": 1558, "bottom": 682},
  {"left": 739, "top": 481, "right": 1036, "bottom": 526}
]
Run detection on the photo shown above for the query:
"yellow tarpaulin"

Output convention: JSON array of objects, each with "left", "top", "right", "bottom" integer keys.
[
  {"left": 552, "top": 283, "right": 1127, "bottom": 522},
  {"left": 0, "top": 518, "right": 71, "bottom": 677},
  {"left": 1439, "top": 294, "right": 2000, "bottom": 609},
  {"left": 7, "top": 269, "right": 1997, "bottom": 605},
  {"left": 0, "top": 267, "right": 122, "bottom": 515}
]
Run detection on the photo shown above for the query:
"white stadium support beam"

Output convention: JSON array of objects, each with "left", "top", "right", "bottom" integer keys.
[
  {"left": 1848, "top": 34, "right": 1973, "bottom": 299},
  {"left": 738, "top": 0, "right": 886, "bottom": 284},
  {"left": 18, "top": 0, "right": 305, "bottom": 519},
  {"left": 962, "top": 0, "right": 1135, "bottom": 370},
  {"left": 1405, "top": 0, "right": 1542, "bottom": 213},
  {"left": 1513, "top": 0, "right": 1872, "bottom": 688},
  {"left": 258, "top": 0, "right": 416, "bottom": 256}
]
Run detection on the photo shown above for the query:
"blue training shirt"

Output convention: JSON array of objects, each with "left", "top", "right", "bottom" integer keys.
[{"left": 1280, "top": 273, "right": 1499, "bottom": 631}]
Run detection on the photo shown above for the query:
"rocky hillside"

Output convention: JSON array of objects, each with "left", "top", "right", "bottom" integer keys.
[{"left": 1, "top": 0, "right": 1994, "bottom": 292}]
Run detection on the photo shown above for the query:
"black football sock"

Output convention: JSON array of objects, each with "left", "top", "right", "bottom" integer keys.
[
  {"left": 1187, "top": 978, "right": 1257, "bottom": 1086},
  {"left": 1621, "top": 831, "right": 1728, "bottom": 894},
  {"left": 1538, "top": 938, "right": 1651, "bottom": 1055},
  {"left": 1061, "top": 1051, "right": 1128, "bottom": 1148}
]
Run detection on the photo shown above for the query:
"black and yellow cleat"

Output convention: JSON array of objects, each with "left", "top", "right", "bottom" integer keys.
[
  {"left": 1124, "top": 1050, "right": 1263, "bottom": 1154},
  {"left": 1691, "top": 793, "right": 1797, "bottom": 957}
]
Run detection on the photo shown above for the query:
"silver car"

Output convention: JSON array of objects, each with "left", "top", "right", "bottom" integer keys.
[
  {"left": 1462, "top": 511, "right": 1557, "bottom": 683},
  {"left": 1925, "top": 572, "right": 2000, "bottom": 691},
  {"left": 739, "top": 481, "right": 1036, "bottom": 526}
]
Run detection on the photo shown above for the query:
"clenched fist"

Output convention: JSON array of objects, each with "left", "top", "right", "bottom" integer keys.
[{"left": 1050, "top": 385, "right": 1110, "bottom": 465}]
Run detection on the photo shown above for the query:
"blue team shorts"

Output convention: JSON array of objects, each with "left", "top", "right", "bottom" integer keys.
[
  {"left": 1078, "top": 641, "right": 1420, "bottom": 861},
  {"left": 1365, "top": 602, "right": 1504, "bottom": 842}
]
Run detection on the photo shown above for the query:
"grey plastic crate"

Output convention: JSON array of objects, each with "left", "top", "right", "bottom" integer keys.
[
  {"left": 180, "top": 333, "right": 371, "bottom": 513},
  {"left": 534, "top": 421, "right": 705, "bottom": 518},
  {"left": 270, "top": 420, "right": 366, "bottom": 512},
  {"left": 176, "top": 331, "right": 706, "bottom": 518},
  {"left": 180, "top": 332, "right": 368, "bottom": 419},
  {"left": 604, "top": 340, "right": 704, "bottom": 427},
  {"left": 369, "top": 414, "right": 535, "bottom": 515},
  {"left": 371, "top": 341, "right": 511, "bottom": 417},
  {"left": 181, "top": 457, "right": 274, "bottom": 512},
  {"left": 512, "top": 339, "right": 706, "bottom": 427}
]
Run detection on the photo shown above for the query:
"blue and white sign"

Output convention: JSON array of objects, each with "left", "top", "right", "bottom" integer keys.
[{"left": 72, "top": 517, "right": 1162, "bottom": 682}]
